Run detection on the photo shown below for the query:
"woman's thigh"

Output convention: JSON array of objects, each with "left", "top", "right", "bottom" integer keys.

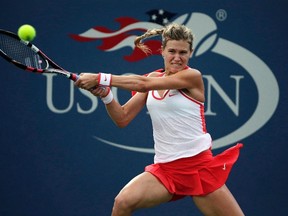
[
  {"left": 192, "top": 184, "right": 244, "bottom": 216},
  {"left": 115, "top": 172, "right": 173, "bottom": 209}
]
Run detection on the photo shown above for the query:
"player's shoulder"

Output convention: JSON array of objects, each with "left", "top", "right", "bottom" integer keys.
[
  {"left": 184, "top": 67, "right": 202, "bottom": 77},
  {"left": 146, "top": 69, "right": 164, "bottom": 77},
  {"left": 186, "top": 66, "right": 201, "bottom": 73}
]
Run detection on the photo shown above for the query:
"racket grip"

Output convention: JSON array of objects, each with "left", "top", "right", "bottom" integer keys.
[{"left": 71, "top": 73, "right": 79, "bottom": 81}]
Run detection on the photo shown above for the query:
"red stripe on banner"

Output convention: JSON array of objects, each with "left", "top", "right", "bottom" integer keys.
[
  {"left": 115, "top": 17, "right": 140, "bottom": 28},
  {"left": 97, "top": 33, "right": 132, "bottom": 50}
]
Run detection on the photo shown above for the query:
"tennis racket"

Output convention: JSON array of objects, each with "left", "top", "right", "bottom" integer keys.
[{"left": 0, "top": 29, "right": 78, "bottom": 81}]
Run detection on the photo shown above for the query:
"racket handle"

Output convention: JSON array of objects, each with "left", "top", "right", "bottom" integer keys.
[
  {"left": 70, "top": 73, "right": 79, "bottom": 81},
  {"left": 44, "top": 69, "right": 79, "bottom": 81}
]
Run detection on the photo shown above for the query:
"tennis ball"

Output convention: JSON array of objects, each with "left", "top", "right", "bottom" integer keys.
[{"left": 17, "top": 24, "right": 36, "bottom": 41}]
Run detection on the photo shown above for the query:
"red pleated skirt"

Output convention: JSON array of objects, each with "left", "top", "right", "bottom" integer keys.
[{"left": 145, "top": 143, "right": 243, "bottom": 200}]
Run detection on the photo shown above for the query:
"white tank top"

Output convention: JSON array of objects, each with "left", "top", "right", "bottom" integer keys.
[{"left": 146, "top": 88, "right": 212, "bottom": 163}]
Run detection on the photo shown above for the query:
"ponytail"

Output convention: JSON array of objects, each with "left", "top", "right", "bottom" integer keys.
[{"left": 134, "top": 28, "right": 164, "bottom": 54}]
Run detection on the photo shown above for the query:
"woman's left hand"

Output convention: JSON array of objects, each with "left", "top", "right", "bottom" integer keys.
[{"left": 90, "top": 86, "right": 110, "bottom": 97}]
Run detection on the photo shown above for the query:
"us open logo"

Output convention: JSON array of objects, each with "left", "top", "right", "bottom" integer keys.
[{"left": 46, "top": 10, "right": 279, "bottom": 152}]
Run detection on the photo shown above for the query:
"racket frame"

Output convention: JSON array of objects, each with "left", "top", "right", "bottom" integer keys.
[{"left": 0, "top": 29, "right": 78, "bottom": 81}]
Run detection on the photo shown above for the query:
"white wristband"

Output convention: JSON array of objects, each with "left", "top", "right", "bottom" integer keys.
[
  {"left": 98, "top": 73, "right": 112, "bottom": 86},
  {"left": 101, "top": 88, "right": 113, "bottom": 104}
]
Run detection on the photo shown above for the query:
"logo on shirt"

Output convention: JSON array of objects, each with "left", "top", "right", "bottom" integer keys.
[{"left": 168, "top": 93, "right": 177, "bottom": 97}]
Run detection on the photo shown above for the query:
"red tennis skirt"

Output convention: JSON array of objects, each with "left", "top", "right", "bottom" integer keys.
[{"left": 145, "top": 143, "right": 243, "bottom": 200}]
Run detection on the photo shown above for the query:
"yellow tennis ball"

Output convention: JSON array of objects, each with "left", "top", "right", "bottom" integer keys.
[{"left": 17, "top": 24, "right": 36, "bottom": 41}]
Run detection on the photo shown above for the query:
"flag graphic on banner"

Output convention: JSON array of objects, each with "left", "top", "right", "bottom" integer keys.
[{"left": 70, "top": 9, "right": 177, "bottom": 62}]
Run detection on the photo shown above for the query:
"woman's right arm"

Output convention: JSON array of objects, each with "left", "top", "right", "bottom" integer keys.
[
  {"left": 103, "top": 91, "right": 148, "bottom": 128},
  {"left": 82, "top": 72, "right": 159, "bottom": 127}
]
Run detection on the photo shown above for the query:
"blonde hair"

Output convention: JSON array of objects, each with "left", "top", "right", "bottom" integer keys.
[{"left": 134, "top": 23, "right": 194, "bottom": 54}]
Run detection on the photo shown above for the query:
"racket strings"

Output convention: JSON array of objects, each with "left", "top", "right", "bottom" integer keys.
[{"left": 0, "top": 34, "right": 47, "bottom": 69}]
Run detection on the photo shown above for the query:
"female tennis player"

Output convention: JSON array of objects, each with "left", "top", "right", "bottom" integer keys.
[{"left": 75, "top": 23, "right": 245, "bottom": 216}]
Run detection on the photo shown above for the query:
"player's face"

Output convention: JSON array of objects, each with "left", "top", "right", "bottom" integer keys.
[{"left": 162, "top": 40, "right": 192, "bottom": 74}]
